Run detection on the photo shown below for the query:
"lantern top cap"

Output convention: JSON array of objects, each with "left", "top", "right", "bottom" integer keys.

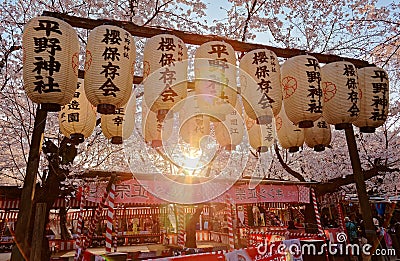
[
  {"left": 148, "top": 33, "right": 181, "bottom": 39},
  {"left": 25, "top": 15, "right": 74, "bottom": 32}
]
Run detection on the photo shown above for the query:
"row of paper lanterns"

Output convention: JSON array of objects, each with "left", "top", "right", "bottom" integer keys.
[{"left": 22, "top": 16, "right": 389, "bottom": 151}]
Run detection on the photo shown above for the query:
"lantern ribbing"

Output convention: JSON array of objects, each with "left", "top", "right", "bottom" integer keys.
[
  {"left": 240, "top": 49, "right": 281, "bottom": 122},
  {"left": 84, "top": 25, "right": 135, "bottom": 114},
  {"left": 275, "top": 105, "right": 304, "bottom": 152},
  {"left": 353, "top": 66, "right": 389, "bottom": 133},
  {"left": 194, "top": 41, "right": 237, "bottom": 122},
  {"left": 281, "top": 55, "right": 322, "bottom": 128},
  {"left": 143, "top": 34, "right": 188, "bottom": 117},
  {"left": 23, "top": 16, "right": 80, "bottom": 111},
  {"left": 321, "top": 61, "right": 359, "bottom": 129},
  {"left": 304, "top": 117, "right": 331, "bottom": 152}
]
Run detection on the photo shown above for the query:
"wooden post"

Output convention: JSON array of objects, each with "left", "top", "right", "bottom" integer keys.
[
  {"left": 30, "top": 203, "right": 47, "bottom": 261},
  {"left": 344, "top": 126, "right": 379, "bottom": 260},
  {"left": 11, "top": 107, "right": 47, "bottom": 261}
]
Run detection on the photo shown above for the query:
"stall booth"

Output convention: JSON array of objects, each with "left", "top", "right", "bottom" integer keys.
[
  {"left": 78, "top": 176, "right": 316, "bottom": 250},
  {"left": 0, "top": 177, "right": 326, "bottom": 261},
  {"left": 64, "top": 175, "right": 331, "bottom": 261}
]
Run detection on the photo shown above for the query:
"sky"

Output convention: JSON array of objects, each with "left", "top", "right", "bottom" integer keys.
[
  {"left": 204, "top": 0, "right": 275, "bottom": 44},
  {"left": 204, "top": 0, "right": 397, "bottom": 46}
]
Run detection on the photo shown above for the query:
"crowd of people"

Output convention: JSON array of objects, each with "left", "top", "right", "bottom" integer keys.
[{"left": 342, "top": 214, "right": 400, "bottom": 260}]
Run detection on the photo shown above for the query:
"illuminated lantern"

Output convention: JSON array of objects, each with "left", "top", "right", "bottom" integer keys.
[
  {"left": 23, "top": 16, "right": 80, "bottom": 111},
  {"left": 304, "top": 117, "right": 331, "bottom": 152},
  {"left": 281, "top": 55, "right": 322, "bottom": 128},
  {"left": 179, "top": 94, "right": 210, "bottom": 148},
  {"left": 194, "top": 41, "right": 237, "bottom": 121},
  {"left": 143, "top": 34, "right": 188, "bottom": 119},
  {"left": 321, "top": 61, "right": 360, "bottom": 130},
  {"left": 101, "top": 93, "right": 136, "bottom": 144},
  {"left": 59, "top": 79, "right": 96, "bottom": 144},
  {"left": 275, "top": 105, "right": 304, "bottom": 152},
  {"left": 240, "top": 49, "right": 281, "bottom": 123},
  {"left": 214, "top": 97, "right": 244, "bottom": 150},
  {"left": 142, "top": 104, "right": 174, "bottom": 148},
  {"left": 247, "top": 118, "right": 276, "bottom": 153},
  {"left": 85, "top": 25, "right": 135, "bottom": 114},
  {"left": 353, "top": 66, "right": 389, "bottom": 133}
]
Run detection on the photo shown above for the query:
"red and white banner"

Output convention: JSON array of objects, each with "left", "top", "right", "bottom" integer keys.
[
  {"left": 0, "top": 181, "right": 310, "bottom": 211},
  {"left": 87, "top": 179, "right": 310, "bottom": 205}
]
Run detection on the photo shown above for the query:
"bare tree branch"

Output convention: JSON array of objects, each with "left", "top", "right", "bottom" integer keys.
[
  {"left": 315, "top": 164, "right": 400, "bottom": 196},
  {"left": 274, "top": 143, "right": 306, "bottom": 182}
]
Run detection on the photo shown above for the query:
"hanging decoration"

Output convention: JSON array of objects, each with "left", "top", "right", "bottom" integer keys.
[
  {"left": 101, "top": 93, "right": 136, "bottom": 144},
  {"left": 143, "top": 34, "right": 188, "bottom": 120},
  {"left": 240, "top": 49, "right": 281, "bottom": 123},
  {"left": 179, "top": 93, "right": 210, "bottom": 148},
  {"left": 23, "top": 16, "right": 80, "bottom": 111},
  {"left": 304, "top": 117, "right": 331, "bottom": 152},
  {"left": 142, "top": 104, "right": 174, "bottom": 148},
  {"left": 214, "top": 96, "right": 245, "bottom": 150},
  {"left": 194, "top": 41, "right": 237, "bottom": 122},
  {"left": 245, "top": 113, "right": 275, "bottom": 153},
  {"left": 59, "top": 79, "right": 97, "bottom": 144},
  {"left": 353, "top": 66, "right": 389, "bottom": 133},
  {"left": 281, "top": 55, "right": 322, "bottom": 128},
  {"left": 321, "top": 61, "right": 360, "bottom": 130},
  {"left": 84, "top": 25, "right": 135, "bottom": 114},
  {"left": 275, "top": 104, "right": 304, "bottom": 152}
]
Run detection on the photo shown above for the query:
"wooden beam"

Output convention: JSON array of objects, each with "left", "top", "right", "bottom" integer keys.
[{"left": 42, "top": 11, "right": 372, "bottom": 68}]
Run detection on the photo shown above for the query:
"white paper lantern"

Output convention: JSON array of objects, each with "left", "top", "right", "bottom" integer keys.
[
  {"left": 245, "top": 113, "right": 275, "bottom": 152},
  {"left": 281, "top": 55, "right": 322, "bottom": 128},
  {"left": 85, "top": 25, "right": 135, "bottom": 114},
  {"left": 101, "top": 93, "right": 136, "bottom": 144},
  {"left": 194, "top": 41, "right": 237, "bottom": 122},
  {"left": 23, "top": 16, "right": 80, "bottom": 111},
  {"left": 179, "top": 94, "right": 211, "bottom": 148},
  {"left": 142, "top": 104, "right": 174, "bottom": 148},
  {"left": 240, "top": 49, "right": 281, "bottom": 123},
  {"left": 353, "top": 66, "right": 389, "bottom": 133},
  {"left": 143, "top": 34, "right": 188, "bottom": 119},
  {"left": 59, "top": 79, "right": 96, "bottom": 143},
  {"left": 304, "top": 117, "right": 331, "bottom": 152},
  {"left": 214, "top": 97, "right": 244, "bottom": 150},
  {"left": 275, "top": 104, "right": 304, "bottom": 152},
  {"left": 321, "top": 61, "right": 360, "bottom": 129}
]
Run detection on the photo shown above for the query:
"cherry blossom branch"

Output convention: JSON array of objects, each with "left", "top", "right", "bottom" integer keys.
[
  {"left": 142, "top": 0, "right": 174, "bottom": 26},
  {"left": 350, "top": 19, "right": 400, "bottom": 26},
  {"left": 241, "top": 0, "right": 258, "bottom": 42},
  {"left": 274, "top": 143, "right": 306, "bottom": 182},
  {"left": 315, "top": 164, "right": 399, "bottom": 196},
  {"left": 162, "top": 11, "right": 209, "bottom": 29},
  {"left": 0, "top": 45, "right": 21, "bottom": 91}
]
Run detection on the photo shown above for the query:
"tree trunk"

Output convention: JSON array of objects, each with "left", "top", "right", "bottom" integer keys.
[
  {"left": 185, "top": 206, "right": 203, "bottom": 248},
  {"left": 30, "top": 203, "right": 47, "bottom": 261},
  {"left": 26, "top": 138, "right": 73, "bottom": 260},
  {"left": 11, "top": 108, "right": 47, "bottom": 261},
  {"left": 60, "top": 207, "right": 72, "bottom": 240}
]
